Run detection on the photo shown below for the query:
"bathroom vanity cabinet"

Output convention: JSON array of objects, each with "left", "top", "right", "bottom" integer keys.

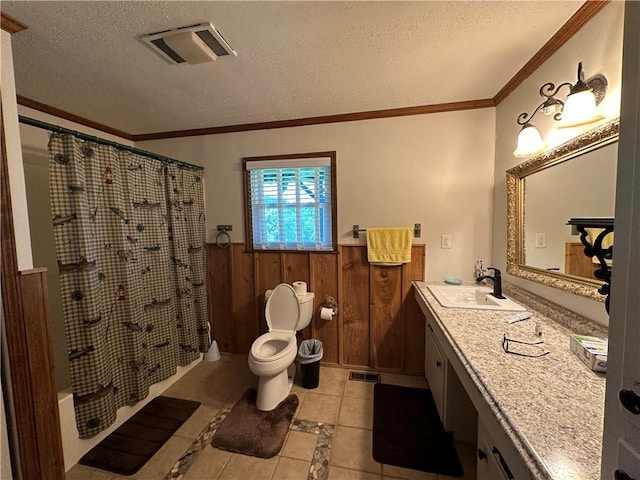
[
  {"left": 424, "top": 321, "right": 476, "bottom": 446},
  {"left": 422, "top": 304, "right": 526, "bottom": 479},
  {"left": 415, "top": 281, "right": 607, "bottom": 480}
]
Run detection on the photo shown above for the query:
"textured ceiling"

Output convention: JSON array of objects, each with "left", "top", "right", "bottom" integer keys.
[{"left": 3, "top": 1, "right": 583, "bottom": 135}]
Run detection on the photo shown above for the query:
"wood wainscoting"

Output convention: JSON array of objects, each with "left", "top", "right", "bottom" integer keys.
[
  {"left": 565, "top": 242, "right": 598, "bottom": 280},
  {"left": 206, "top": 244, "right": 426, "bottom": 374}
]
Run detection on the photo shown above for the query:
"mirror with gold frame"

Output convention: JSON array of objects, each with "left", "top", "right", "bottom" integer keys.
[{"left": 506, "top": 118, "right": 619, "bottom": 302}]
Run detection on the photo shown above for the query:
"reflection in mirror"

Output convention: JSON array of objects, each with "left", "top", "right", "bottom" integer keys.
[
  {"left": 524, "top": 141, "right": 617, "bottom": 278},
  {"left": 506, "top": 118, "right": 619, "bottom": 302}
]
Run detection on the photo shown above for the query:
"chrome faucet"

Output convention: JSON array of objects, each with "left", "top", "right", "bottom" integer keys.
[{"left": 476, "top": 267, "right": 505, "bottom": 299}]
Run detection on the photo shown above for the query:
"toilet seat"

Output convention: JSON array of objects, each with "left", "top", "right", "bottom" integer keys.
[{"left": 250, "top": 332, "right": 297, "bottom": 363}]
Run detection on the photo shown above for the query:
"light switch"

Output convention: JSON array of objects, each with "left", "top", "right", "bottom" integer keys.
[
  {"left": 535, "top": 233, "right": 546, "bottom": 248},
  {"left": 441, "top": 234, "right": 452, "bottom": 249}
]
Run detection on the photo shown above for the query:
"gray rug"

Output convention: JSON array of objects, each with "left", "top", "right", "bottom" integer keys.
[{"left": 211, "top": 388, "right": 298, "bottom": 458}]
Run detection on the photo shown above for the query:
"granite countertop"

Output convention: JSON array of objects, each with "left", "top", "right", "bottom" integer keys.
[{"left": 413, "top": 281, "right": 607, "bottom": 480}]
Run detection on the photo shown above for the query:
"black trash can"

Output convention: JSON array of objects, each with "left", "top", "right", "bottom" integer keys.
[{"left": 298, "top": 339, "right": 323, "bottom": 389}]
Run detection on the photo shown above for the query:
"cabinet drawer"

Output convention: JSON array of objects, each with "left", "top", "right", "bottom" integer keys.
[
  {"left": 425, "top": 322, "right": 445, "bottom": 420},
  {"left": 616, "top": 437, "right": 640, "bottom": 480},
  {"left": 477, "top": 420, "right": 514, "bottom": 480}
]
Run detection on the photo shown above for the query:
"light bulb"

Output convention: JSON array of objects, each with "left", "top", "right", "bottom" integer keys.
[
  {"left": 513, "top": 124, "right": 546, "bottom": 158},
  {"left": 558, "top": 89, "right": 604, "bottom": 128}
]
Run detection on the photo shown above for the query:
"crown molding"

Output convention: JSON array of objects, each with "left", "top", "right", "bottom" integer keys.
[
  {"left": 132, "top": 99, "right": 496, "bottom": 141},
  {"left": 17, "top": 96, "right": 134, "bottom": 141},
  {"left": 1, "top": 12, "right": 27, "bottom": 33},
  {"left": 493, "top": 0, "right": 609, "bottom": 105}
]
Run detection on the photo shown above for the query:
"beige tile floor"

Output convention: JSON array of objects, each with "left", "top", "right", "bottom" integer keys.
[{"left": 67, "top": 353, "right": 477, "bottom": 480}]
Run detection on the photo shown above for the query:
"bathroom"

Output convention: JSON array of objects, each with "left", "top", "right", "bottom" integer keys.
[{"left": 1, "top": 1, "right": 638, "bottom": 479}]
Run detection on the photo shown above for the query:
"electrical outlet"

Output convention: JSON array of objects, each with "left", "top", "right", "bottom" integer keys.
[
  {"left": 535, "top": 232, "right": 546, "bottom": 248},
  {"left": 217, "top": 225, "right": 232, "bottom": 232},
  {"left": 441, "top": 234, "right": 452, "bottom": 249}
]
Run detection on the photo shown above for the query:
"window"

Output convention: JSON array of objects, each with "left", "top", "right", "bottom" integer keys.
[{"left": 243, "top": 152, "right": 336, "bottom": 251}]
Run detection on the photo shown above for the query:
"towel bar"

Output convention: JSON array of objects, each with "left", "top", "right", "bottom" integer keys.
[{"left": 352, "top": 224, "right": 421, "bottom": 239}]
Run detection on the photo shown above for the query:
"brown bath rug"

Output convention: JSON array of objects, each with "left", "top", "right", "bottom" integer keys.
[
  {"left": 211, "top": 388, "right": 298, "bottom": 458},
  {"left": 79, "top": 396, "right": 200, "bottom": 475}
]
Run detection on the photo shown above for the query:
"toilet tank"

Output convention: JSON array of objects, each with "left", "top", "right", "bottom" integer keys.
[{"left": 296, "top": 292, "right": 315, "bottom": 331}]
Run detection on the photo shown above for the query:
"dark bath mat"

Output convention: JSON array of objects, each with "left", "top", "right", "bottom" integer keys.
[
  {"left": 79, "top": 396, "right": 200, "bottom": 476},
  {"left": 373, "top": 383, "right": 463, "bottom": 477},
  {"left": 211, "top": 388, "right": 298, "bottom": 458}
]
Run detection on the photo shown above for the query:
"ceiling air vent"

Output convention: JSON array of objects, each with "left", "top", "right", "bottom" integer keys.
[{"left": 140, "top": 23, "right": 237, "bottom": 65}]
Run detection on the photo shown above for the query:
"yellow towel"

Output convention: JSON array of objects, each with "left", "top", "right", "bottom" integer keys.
[{"left": 366, "top": 227, "right": 413, "bottom": 265}]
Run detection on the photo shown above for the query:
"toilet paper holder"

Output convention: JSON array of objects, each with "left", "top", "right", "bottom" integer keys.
[{"left": 320, "top": 296, "right": 338, "bottom": 317}]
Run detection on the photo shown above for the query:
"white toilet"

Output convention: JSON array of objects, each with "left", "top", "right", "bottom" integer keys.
[{"left": 248, "top": 283, "right": 314, "bottom": 411}]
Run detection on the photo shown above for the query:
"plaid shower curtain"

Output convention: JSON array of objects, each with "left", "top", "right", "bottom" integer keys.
[{"left": 48, "top": 133, "right": 207, "bottom": 438}]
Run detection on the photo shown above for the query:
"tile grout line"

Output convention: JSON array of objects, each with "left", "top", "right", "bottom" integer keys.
[
  {"left": 330, "top": 463, "right": 386, "bottom": 479},
  {"left": 162, "top": 408, "right": 231, "bottom": 479},
  {"left": 161, "top": 408, "right": 336, "bottom": 480},
  {"left": 214, "top": 452, "right": 232, "bottom": 480}
]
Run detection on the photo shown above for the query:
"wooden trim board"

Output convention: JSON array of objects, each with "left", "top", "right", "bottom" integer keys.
[
  {"left": 1, "top": 12, "right": 27, "bottom": 33},
  {"left": 17, "top": 96, "right": 134, "bottom": 141},
  {"left": 131, "top": 99, "right": 495, "bottom": 141}
]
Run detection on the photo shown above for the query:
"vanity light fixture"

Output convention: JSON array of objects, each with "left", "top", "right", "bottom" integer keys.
[{"left": 513, "top": 62, "right": 607, "bottom": 158}]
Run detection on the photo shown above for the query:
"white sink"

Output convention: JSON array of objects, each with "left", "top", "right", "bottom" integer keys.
[{"left": 427, "top": 284, "right": 527, "bottom": 311}]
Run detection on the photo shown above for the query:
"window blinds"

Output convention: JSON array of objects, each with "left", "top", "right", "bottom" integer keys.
[{"left": 247, "top": 160, "right": 333, "bottom": 251}]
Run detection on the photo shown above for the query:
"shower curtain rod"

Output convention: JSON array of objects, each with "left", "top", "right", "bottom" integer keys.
[{"left": 18, "top": 115, "right": 204, "bottom": 171}]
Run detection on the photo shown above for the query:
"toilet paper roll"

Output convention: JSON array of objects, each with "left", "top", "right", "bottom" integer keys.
[
  {"left": 320, "top": 307, "right": 334, "bottom": 321},
  {"left": 293, "top": 281, "right": 307, "bottom": 295}
]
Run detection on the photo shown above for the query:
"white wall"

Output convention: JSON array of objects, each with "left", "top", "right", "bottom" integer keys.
[
  {"left": 1, "top": 30, "right": 32, "bottom": 270},
  {"left": 493, "top": 1, "right": 624, "bottom": 326},
  {"left": 139, "top": 108, "right": 497, "bottom": 282}
]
